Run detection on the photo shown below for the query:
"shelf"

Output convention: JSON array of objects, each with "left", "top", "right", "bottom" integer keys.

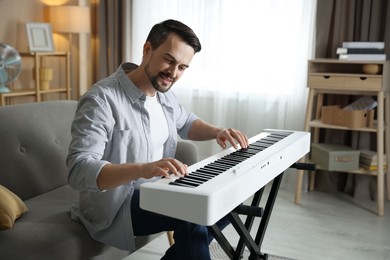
[
  {"left": 309, "top": 59, "right": 387, "bottom": 74},
  {"left": 348, "top": 168, "right": 382, "bottom": 176},
  {"left": 312, "top": 161, "right": 381, "bottom": 176},
  {"left": 310, "top": 58, "right": 387, "bottom": 65},
  {"left": 38, "top": 88, "right": 68, "bottom": 94},
  {"left": 309, "top": 119, "right": 378, "bottom": 132},
  {"left": 20, "top": 51, "right": 68, "bottom": 57},
  {"left": 0, "top": 89, "right": 36, "bottom": 97}
]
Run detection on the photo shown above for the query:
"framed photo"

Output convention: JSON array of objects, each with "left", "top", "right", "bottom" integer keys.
[{"left": 26, "top": 23, "right": 55, "bottom": 52}]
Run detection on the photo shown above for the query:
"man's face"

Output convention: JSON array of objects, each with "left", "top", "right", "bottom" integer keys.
[{"left": 143, "top": 33, "right": 195, "bottom": 93}]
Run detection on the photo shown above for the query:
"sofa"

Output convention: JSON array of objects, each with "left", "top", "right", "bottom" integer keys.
[{"left": 0, "top": 100, "right": 199, "bottom": 260}]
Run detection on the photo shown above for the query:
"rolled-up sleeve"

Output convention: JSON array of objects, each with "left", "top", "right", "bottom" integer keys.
[{"left": 67, "top": 94, "right": 113, "bottom": 192}]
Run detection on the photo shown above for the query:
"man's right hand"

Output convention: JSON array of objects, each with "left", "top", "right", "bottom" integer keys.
[{"left": 142, "top": 158, "right": 189, "bottom": 178}]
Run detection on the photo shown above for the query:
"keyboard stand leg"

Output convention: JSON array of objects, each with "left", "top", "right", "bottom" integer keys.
[
  {"left": 209, "top": 172, "right": 284, "bottom": 260},
  {"left": 250, "top": 172, "right": 284, "bottom": 260},
  {"left": 229, "top": 212, "right": 263, "bottom": 259},
  {"left": 209, "top": 225, "right": 236, "bottom": 259},
  {"left": 235, "top": 187, "right": 264, "bottom": 257}
]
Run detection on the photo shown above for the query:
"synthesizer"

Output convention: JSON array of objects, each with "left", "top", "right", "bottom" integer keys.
[{"left": 140, "top": 129, "right": 310, "bottom": 225}]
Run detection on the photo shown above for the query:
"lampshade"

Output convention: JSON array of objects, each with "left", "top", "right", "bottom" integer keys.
[{"left": 48, "top": 6, "right": 90, "bottom": 34}]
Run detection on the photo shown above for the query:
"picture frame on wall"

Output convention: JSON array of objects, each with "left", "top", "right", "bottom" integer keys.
[{"left": 26, "top": 22, "right": 54, "bottom": 52}]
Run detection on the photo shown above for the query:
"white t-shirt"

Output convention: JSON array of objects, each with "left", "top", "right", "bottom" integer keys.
[
  {"left": 144, "top": 94, "right": 169, "bottom": 161},
  {"left": 134, "top": 94, "right": 169, "bottom": 189}
]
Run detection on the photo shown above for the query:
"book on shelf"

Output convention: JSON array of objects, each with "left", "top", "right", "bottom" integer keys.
[
  {"left": 342, "top": 41, "right": 385, "bottom": 49},
  {"left": 339, "top": 53, "right": 386, "bottom": 61},
  {"left": 360, "top": 164, "right": 387, "bottom": 171},
  {"left": 359, "top": 149, "right": 387, "bottom": 170},
  {"left": 336, "top": 47, "right": 385, "bottom": 55}
]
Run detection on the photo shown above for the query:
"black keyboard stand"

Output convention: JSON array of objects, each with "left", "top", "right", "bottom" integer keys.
[{"left": 209, "top": 163, "right": 315, "bottom": 260}]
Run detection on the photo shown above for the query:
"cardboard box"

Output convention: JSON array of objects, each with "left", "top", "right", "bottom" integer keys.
[
  {"left": 321, "top": 105, "right": 374, "bottom": 128},
  {"left": 311, "top": 143, "right": 360, "bottom": 171}
]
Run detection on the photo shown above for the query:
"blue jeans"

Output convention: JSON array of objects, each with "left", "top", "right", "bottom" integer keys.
[{"left": 131, "top": 189, "right": 230, "bottom": 260}]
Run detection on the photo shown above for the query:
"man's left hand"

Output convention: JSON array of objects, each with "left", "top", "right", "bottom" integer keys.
[{"left": 216, "top": 128, "right": 248, "bottom": 150}]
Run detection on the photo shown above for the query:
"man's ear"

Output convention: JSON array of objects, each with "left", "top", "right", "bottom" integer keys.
[{"left": 143, "top": 41, "right": 152, "bottom": 56}]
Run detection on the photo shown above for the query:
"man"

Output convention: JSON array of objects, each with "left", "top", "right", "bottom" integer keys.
[{"left": 67, "top": 19, "right": 248, "bottom": 259}]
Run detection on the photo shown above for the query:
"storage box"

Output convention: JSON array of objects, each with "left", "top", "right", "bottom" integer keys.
[
  {"left": 321, "top": 105, "right": 374, "bottom": 128},
  {"left": 311, "top": 143, "right": 360, "bottom": 171}
]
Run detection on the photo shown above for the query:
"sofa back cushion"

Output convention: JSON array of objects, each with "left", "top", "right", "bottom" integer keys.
[{"left": 0, "top": 101, "right": 77, "bottom": 200}]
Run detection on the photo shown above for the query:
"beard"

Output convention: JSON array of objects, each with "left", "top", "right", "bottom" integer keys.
[{"left": 145, "top": 64, "right": 175, "bottom": 93}]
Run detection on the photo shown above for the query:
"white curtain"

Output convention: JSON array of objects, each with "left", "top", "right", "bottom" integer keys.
[{"left": 131, "top": 0, "right": 317, "bottom": 189}]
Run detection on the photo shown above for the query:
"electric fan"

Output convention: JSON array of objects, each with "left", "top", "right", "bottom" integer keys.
[{"left": 0, "top": 43, "right": 22, "bottom": 93}]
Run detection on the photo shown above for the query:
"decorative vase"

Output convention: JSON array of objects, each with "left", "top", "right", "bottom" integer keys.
[
  {"left": 39, "top": 67, "right": 53, "bottom": 90},
  {"left": 362, "top": 64, "right": 381, "bottom": 75}
]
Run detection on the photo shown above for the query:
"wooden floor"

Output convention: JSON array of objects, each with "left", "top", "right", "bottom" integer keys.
[{"left": 124, "top": 188, "right": 390, "bottom": 260}]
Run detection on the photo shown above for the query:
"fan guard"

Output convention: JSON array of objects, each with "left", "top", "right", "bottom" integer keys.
[{"left": 0, "top": 43, "right": 22, "bottom": 93}]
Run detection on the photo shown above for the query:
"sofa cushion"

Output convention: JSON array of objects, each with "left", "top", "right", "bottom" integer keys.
[
  {"left": 0, "top": 101, "right": 78, "bottom": 201},
  {"left": 0, "top": 185, "right": 28, "bottom": 230},
  {"left": 0, "top": 185, "right": 130, "bottom": 260}
]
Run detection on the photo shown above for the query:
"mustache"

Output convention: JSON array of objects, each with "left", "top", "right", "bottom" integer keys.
[{"left": 160, "top": 71, "right": 176, "bottom": 81}]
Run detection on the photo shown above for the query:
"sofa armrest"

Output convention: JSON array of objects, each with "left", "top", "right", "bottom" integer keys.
[{"left": 175, "top": 140, "right": 199, "bottom": 165}]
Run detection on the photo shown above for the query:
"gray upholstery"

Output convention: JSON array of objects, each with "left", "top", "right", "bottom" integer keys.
[
  {"left": 0, "top": 101, "right": 76, "bottom": 201},
  {"left": 0, "top": 100, "right": 199, "bottom": 260},
  {"left": 175, "top": 139, "right": 199, "bottom": 165}
]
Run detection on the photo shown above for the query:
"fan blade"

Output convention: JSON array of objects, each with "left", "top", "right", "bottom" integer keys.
[{"left": 3, "top": 56, "right": 21, "bottom": 66}]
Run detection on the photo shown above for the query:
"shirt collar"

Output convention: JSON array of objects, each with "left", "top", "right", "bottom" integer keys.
[{"left": 116, "top": 63, "right": 144, "bottom": 103}]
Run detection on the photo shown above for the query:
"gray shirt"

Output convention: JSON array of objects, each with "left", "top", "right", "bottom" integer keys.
[{"left": 66, "top": 63, "right": 198, "bottom": 251}]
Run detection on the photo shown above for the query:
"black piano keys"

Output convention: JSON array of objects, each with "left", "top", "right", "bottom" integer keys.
[{"left": 169, "top": 131, "right": 292, "bottom": 188}]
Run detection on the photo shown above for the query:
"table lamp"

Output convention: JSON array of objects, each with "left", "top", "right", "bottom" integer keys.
[{"left": 47, "top": 5, "right": 91, "bottom": 50}]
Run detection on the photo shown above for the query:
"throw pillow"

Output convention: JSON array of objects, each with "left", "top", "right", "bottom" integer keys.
[{"left": 0, "top": 185, "right": 28, "bottom": 230}]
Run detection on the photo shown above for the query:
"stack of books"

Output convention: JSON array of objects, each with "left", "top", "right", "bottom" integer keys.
[
  {"left": 359, "top": 149, "right": 387, "bottom": 171},
  {"left": 337, "top": 42, "right": 386, "bottom": 61}
]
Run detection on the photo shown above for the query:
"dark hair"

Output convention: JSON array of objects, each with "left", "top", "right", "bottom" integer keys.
[{"left": 146, "top": 19, "right": 201, "bottom": 53}]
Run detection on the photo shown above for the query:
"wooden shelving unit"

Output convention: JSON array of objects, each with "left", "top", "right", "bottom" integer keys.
[
  {"left": 295, "top": 58, "right": 390, "bottom": 216},
  {"left": 0, "top": 51, "right": 71, "bottom": 106}
]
